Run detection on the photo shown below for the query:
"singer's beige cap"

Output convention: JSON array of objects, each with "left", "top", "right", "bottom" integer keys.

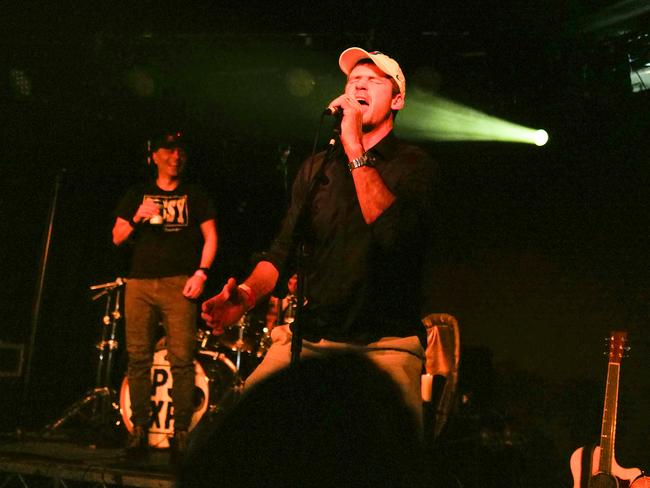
[{"left": 338, "top": 47, "right": 406, "bottom": 96}]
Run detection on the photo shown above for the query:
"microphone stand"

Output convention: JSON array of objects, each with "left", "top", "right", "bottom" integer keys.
[
  {"left": 19, "top": 167, "right": 65, "bottom": 434},
  {"left": 284, "top": 119, "right": 341, "bottom": 367}
]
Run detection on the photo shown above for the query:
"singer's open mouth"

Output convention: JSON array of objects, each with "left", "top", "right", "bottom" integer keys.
[{"left": 357, "top": 99, "right": 369, "bottom": 106}]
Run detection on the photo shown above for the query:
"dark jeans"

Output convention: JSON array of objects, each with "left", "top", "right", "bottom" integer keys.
[{"left": 125, "top": 276, "right": 197, "bottom": 431}]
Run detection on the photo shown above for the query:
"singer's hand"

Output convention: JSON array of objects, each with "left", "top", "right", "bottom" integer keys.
[
  {"left": 200, "top": 278, "right": 246, "bottom": 334},
  {"left": 327, "top": 94, "right": 364, "bottom": 157}
]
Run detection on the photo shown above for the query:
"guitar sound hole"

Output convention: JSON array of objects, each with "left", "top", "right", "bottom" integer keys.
[{"left": 589, "top": 473, "right": 619, "bottom": 488}]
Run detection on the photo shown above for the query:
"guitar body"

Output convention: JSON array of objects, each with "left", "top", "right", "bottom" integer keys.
[
  {"left": 570, "top": 445, "right": 642, "bottom": 488},
  {"left": 630, "top": 478, "right": 650, "bottom": 488},
  {"left": 589, "top": 473, "right": 621, "bottom": 488}
]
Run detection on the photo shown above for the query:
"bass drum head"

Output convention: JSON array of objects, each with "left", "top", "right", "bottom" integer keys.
[{"left": 120, "top": 348, "right": 236, "bottom": 449}]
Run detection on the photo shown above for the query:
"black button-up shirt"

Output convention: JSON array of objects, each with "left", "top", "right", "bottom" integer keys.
[{"left": 263, "top": 132, "right": 438, "bottom": 347}]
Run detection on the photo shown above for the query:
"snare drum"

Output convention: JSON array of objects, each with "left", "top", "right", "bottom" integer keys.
[{"left": 120, "top": 347, "right": 236, "bottom": 448}]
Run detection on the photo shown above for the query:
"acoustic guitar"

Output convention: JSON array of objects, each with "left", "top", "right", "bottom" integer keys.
[{"left": 569, "top": 330, "right": 642, "bottom": 488}]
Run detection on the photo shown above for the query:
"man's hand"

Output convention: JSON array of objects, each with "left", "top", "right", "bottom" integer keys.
[
  {"left": 327, "top": 94, "right": 364, "bottom": 159},
  {"left": 200, "top": 278, "right": 247, "bottom": 334},
  {"left": 133, "top": 198, "right": 161, "bottom": 225},
  {"left": 183, "top": 271, "right": 207, "bottom": 299}
]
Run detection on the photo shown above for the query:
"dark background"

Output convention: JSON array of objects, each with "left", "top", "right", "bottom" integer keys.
[{"left": 2, "top": 1, "right": 650, "bottom": 485}]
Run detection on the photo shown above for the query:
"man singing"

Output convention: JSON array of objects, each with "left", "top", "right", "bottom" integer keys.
[{"left": 202, "top": 47, "right": 437, "bottom": 419}]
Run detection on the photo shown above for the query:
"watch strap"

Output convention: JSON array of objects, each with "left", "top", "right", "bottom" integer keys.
[{"left": 347, "top": 153, "right": 373, "bottom": 171}]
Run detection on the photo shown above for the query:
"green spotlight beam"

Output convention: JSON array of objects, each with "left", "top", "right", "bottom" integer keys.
[{"left": 398, "top": 88, "right": 548, "bottom": 146}]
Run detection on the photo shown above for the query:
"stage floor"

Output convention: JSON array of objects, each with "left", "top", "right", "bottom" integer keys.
[{"left": 0, "top": 434, "right": 176, "bottom": 487}]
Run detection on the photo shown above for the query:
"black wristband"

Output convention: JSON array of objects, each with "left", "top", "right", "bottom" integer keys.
[{"left": 197, "top": 267, "right": 210, "bottom": 276}]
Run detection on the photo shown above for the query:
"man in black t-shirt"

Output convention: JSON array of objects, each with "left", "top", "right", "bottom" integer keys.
[
  {"left": 113, "top": 131, "right": 217, "bottom": 461},
  {"left": 201, "top": 48, "right": 437, "bottom": 422}
]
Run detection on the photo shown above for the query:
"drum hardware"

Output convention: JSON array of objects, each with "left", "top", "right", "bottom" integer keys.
[
  {"left": 232, "top": 313, "right": 249, "bottom": 372},
  {"left": 279, "top": 294, "right": 297, "bottom": 325},
  {"left": 218, "top": 311, "right": 270, "bottom": 359},
  {"left": 196, "top": 328, "right": 213, "bottom": 349},
  {"left": 198, "top": 325, "right": 249, "bottom": 388},
  {"left": 41, "top": 278, "right": 126, "bottom": 438},
  {"left": 257, "top": 326, "right": 272, "bottom": 358}
]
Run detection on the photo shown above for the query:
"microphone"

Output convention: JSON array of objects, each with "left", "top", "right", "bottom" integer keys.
[{"left": 323, "top": 106, "right": 343, "bottom": 118}]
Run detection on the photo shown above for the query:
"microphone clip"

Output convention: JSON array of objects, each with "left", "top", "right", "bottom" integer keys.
[{"left": 89, "top": 277, "right": 126, "bottom": 291}]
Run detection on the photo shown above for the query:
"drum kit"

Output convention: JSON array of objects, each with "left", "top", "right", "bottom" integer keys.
[{"left": 42, "top": 276, "right": 295, "bottom": 448}]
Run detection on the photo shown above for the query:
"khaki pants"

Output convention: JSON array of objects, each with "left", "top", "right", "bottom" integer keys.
[{"left": 245, "top": 325, "right": 424, "bottom": 421}]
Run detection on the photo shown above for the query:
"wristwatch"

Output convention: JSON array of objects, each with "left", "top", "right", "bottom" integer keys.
[{"left": 347, "top": 153, "right": 373, "bottom": 171}]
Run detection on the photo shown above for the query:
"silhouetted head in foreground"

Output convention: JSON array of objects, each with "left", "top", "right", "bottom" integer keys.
[{"left": 180, "top": 351, "right": 426, "bottom": 487}]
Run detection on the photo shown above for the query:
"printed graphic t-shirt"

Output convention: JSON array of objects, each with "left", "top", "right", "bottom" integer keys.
[{"left": 114, "top": 181, "right": 216, "bottom": 278}]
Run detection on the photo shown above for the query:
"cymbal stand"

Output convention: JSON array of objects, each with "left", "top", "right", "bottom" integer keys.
[
  {"left": 231, "top": 314, "right": 248, "bottom": 390},
  {"left": 91, "top": 279, "right": 123, "bottom": 420},
  {"left": 280, "top": 294, "right": 297, "bottom": 325},
  {"left": 42, "top": 278, "right": 125, "bottom": 436}
]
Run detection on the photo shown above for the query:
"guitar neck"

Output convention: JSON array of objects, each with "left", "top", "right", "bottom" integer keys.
[
  {"left": 597, "top": 330, "right": 627, "bottom": 475},
  {"left": 597, "top": 361, "right": 620, "bottom": 474}
]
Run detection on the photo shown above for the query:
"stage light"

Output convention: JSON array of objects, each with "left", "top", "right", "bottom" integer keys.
[
  {"left": 629, "top": 45, "right": 650, "bottom": 93},
  {"left": 534, "top": 130, "right": 549, "bottom": 147},
  {"left": 398, "top": 88, "right": 549, "bottom": 146}
]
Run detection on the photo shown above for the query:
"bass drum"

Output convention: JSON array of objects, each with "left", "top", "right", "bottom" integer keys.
[{"left": 120, "top": 347, "right": 237, "bottom": 449}]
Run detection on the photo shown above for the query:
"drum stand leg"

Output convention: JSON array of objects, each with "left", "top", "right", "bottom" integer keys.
[
  {"left": 42, "top": 387, "right": 117, "bottom": 434},
  {"left": 41, "top": 283, "right": 124, "bottom": 441}
]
